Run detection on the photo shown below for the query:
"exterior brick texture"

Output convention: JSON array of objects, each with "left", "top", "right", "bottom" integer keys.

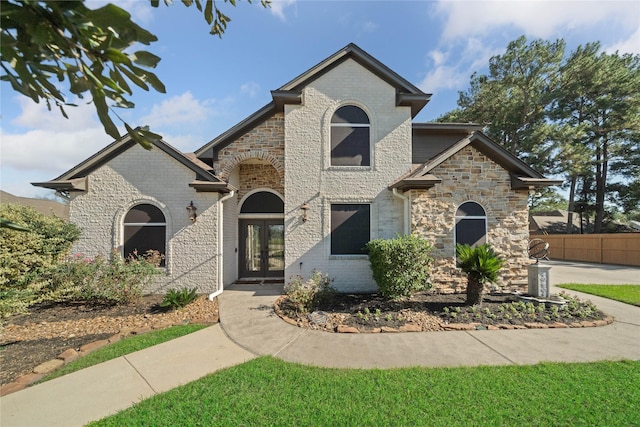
[
  {"left": 410, "top": 145, "right": 531, "bottom": 293},
  {"left": 68, "top": 144, "right": 221, "bottom": 294},
  {"left": 284, "top": 59, "right": 409, "bottom": 292},
  {"left": 66, "top": 58, "right": 534, "bottom": 296}
]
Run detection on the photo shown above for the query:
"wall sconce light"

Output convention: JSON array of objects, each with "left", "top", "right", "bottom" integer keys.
[
  {"left": 300, "top": 202, "right": 310, "bottom": 222},
  {"left": 186, "top": 201, "right": 197, "bottom": 222}
]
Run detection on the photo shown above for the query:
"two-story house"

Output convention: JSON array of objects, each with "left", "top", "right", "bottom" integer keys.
[{"left": 34, "top": 44, "right": 560, "bottom": 297}]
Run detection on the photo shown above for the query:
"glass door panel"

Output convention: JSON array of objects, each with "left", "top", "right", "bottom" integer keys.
[
  {"left": 267, "top": 223, "right": 284, "bottom": 272},
  {"left": 245, "top": 224, "right": 262, "bottom": 273},
  {"left": 239, "top": 219, "right": 284, "bottom": 278}
]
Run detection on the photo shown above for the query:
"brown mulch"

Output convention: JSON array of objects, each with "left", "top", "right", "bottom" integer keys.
[
  {"left": 0, "top": 295, "right": 219, "bottom": 386},
  {"left": 274, "top": 291, "right": 609, "bottom": 333}
]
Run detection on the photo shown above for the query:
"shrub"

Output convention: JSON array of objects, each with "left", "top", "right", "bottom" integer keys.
[
  {"left": 161, "top": 287, "right": 199, "bottom": 310},
  {"left": 456, "top": 243, "right": 504, "bottom": 306},
  {"left": 38, "top": 250, "right": 162, "bottom": 306},
  {"left": 0, "top": 204, "right": 80, "bottom": 289},
  {"left": 284, "top": 270, "right": 335, "bottom": 313},
  {"left": 366, "top": 235, "right": 433, "bottom": 300},
  {"left": 0, "top": 203, "right": 80, "bottom": 316}
]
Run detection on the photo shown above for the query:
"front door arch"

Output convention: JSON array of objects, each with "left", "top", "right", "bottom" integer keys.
[{"left": 238, "top": 191, "right": 284, "bottom": 278}]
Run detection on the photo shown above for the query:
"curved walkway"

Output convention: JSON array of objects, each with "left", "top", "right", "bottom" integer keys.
[
  {"left": 218, "top": 260, "right": 640, "bottom": 369},
  {"left": 1, "top": 261, "right": 638, "bottom": 426}
]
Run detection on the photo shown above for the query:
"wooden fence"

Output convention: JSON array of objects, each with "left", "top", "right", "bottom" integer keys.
[{"left": 539, "top": 234, "right": 640, "bottom": 267}]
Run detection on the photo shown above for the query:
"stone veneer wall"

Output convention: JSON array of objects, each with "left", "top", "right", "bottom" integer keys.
[
  {"left": 215, "top": 113, "right": 285, "bottom": 183},
  {"left": 238, "top": 164, "right": 284, "bottom": 200},
  {"left": 410, "top": 145, "right": 530, "bottom": 293}
]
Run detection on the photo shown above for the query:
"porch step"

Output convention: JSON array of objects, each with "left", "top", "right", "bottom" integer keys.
[{"left": 233, "top": 278, "right": 284, "bottom": 285}]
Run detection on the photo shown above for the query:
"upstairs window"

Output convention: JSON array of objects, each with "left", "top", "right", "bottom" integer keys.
[
  {"left": 455, "top": 202, "right": 487, "bottom": 249},
  {"left": 123, "top": 204, "right": 166, "bottom": 266},
  {"left": 330, "top": 105, "right": 370, "bottom": 166}
]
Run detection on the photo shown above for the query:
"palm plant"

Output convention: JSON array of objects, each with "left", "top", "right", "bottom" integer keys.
[{"left": 456, "top": 243, "right": 505, "bottom": 306}]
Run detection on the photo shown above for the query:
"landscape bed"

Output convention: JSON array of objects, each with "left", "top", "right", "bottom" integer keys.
[{"left": 274, "top": 290, "right": 611, "bottom": 332}]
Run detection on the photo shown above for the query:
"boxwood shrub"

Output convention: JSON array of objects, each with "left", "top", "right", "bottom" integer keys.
[{"left": 366, "top": 235, "right": 433, "bottom": 299}]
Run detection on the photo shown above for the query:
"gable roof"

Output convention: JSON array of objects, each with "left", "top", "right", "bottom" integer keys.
[
  {"left": 195, "top": 43, "right": 431, "bottom": 159},
  {"left": 32, "top": 133, "right": 232, "bottom": 193},
  {"left": 390, "top": 130, "right": 563, "bottom": 191}
]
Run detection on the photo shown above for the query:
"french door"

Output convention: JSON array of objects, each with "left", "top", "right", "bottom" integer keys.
[{"left": 239, "top": 219, "right": 284, "bottom": 278}]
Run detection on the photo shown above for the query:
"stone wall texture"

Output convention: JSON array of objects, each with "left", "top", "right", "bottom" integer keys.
[
  {"left": 410, "top": 145, "right": 531, "bottom": 293},
  {"left": 238, "top": 164, "right": 284, "bottom": 201},
  {"left": 68, "top": 144, "right": 221, "bottom": 294},
  {"left": 215, "top": 113, "right": 285, "bottom": 183}
]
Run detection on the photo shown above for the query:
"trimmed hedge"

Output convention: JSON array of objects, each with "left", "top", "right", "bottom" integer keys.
[{"left": 366, "top": 235, "right": 433, "bottom": 299}]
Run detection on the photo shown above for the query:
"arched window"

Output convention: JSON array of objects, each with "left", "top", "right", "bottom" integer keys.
[
  {"left": 123, "top": 204, "right": 166, "bottom": 266},
  {"left": 330, "top": 105, "right": 370, "bottom": 166},
  {"left": 455, "top": 202, "right": 487, "bottom": 248},
  {"left": 240, "top": 191, "right": 284, "bottom": 214}
]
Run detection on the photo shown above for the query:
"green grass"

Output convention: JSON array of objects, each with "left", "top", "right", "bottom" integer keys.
[
  {"left": 90, "top": 357, "right": 640, "bottom": 426},
  {"left": 558, "top": 284, "right": 640, "bottom": 306},
  {"left": 42, "top": 324, "right": 208, "bottom": 382}
]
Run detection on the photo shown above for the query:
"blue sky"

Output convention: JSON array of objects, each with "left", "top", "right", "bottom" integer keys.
[{"left": 1, "top": 0, "right": 639, "bottom": 198}]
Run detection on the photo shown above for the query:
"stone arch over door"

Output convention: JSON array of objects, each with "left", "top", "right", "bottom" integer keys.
[
  {"left": 238, "top": 190, "right": 285, "bottom": 278},
  {"left": 219, "top": 151, "right": 284, "bottom": 182}
]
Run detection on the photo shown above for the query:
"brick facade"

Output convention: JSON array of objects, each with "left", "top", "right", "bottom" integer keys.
[
  {"left": 284, "top": 59, "right": 409, "bottom": 292},
  {"left": 68, "top": 144, "right": 221, "bottom": 294},
  {"left": 59, "top": 47, "right": 541, "bottom": 297}
]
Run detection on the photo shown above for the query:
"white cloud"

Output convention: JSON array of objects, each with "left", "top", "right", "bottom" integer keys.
[
  {"left": 605, "top": 25, "right": 640, "bottom": 54},
  {"left": 270, "top": 0, "right": 296, "bottom": 21},
  {"left": 2, "top": 97, "right": 113, "bottom": 176},
  {"left": 12, "top": 96, "right": 101, "bottom": 132},
  {"left": 360, "top": 20, "right": 379, "bottom": 34},
  {"left": 434, "top": 0, "right": 639, "bottom": 41},
  {"left": 138, "top": 92, "right": 215, "bottom": 128},
  {"left": 418, "top": 38, "right": 499, "bottom": 94},
  {"left": 240, "top": 82, "right": 261, "bottom": 98},
  {"left": 0, "top": 127, "right": 112, "bottom": 175}
]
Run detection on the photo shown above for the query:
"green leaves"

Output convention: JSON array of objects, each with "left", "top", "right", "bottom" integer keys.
[
  {"left": 456, "top": 243, "right": 504, "bottom": 285},
  {"left": 366, "top": 235, "right": 433, "bottom": 300},
  {"left": 439, "top": 35, "right": 640, "bottom": 227},
  {"left": 2, "top": 0, "right": 269, "bottom": 149},
  {"left": 1, "top": 1, "right": 164, "bottom": 146}
]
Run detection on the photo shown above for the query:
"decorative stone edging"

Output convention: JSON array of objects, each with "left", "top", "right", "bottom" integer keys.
[
  {"left": 0, "top": 317, "right": 218, "bottom": 397},
  {"left": 279, "top": 314, "right": 615, "bottom": 334}
]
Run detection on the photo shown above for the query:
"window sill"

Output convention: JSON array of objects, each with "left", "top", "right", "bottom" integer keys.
[
  {"left": 329, "top": 255, "right": 369, "bottom": 260},
  {"left": 326, "top": 166, "right": 373, "bottom": 172}
]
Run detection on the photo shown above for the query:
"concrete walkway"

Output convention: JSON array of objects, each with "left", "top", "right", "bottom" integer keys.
[
  {"left": 1, "top": 261, "right": 638, "bottom": 426},
  {"left": 0, "top": 325, "right": 255, "bottom": 427},
  {"left": 219, "top": 261, "right": 639, "bottom": 369}
]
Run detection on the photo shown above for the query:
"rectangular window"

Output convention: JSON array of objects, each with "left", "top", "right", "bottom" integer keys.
[{"left": 331, "top": 204, "right": 370, "bottom": 255}]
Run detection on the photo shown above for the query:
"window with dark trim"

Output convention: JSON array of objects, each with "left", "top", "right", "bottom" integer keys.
[
  {"left": 331, "top": 204, "right": 370, "bottom": 255},
  {"left": 240, "top": 191, "right": 284, "bottom": 214},
  {"left": 330, "top": 105, "right": 370, "bottom": 166},
  {"left": 455, "top": 201, "right": 487, "bottom": 248},
  {"left": 123, "top": 204, "right": 166, "bottom": 266}
]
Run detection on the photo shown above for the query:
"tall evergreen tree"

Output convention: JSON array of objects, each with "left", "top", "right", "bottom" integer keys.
[
  {"left": 439, "top": 36, "right": 565, "bottom": 172},
  {"left": 554, "top": 43, "right": 640, "bottom": 232}
]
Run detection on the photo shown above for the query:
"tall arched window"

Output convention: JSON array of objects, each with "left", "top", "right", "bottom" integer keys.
[
  {"left": 455, "top": 202, "right": 487, "bottom": 248},
  {"left": 123, "top": 204, "right": 166, "bottom": 266},
  {"left": 330, "top": 105, "right": 370, "bottom": 166}
]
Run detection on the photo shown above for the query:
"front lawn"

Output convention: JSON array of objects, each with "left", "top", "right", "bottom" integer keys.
[
  {"left": 90, "top": 357, "right": 640, "bottom": 426},
  {"left": 558, "top": 284, "right": 640, "bottom": 306}
]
